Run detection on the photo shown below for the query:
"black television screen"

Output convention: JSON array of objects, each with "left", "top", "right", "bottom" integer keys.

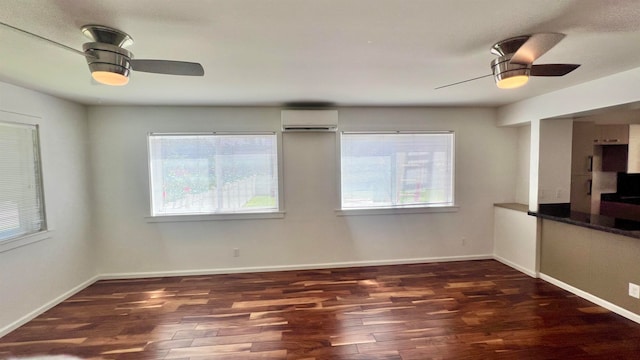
[{"left": 617, "top": 173, "right": 640, "bottom": 196}]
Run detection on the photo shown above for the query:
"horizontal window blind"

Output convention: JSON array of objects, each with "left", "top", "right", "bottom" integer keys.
[
  {"left": 0, "top": 122, "right": 46, "bottom": 241},
  {"left": 148, "top": 133, "right": 279, "bottom": 216},
  {"left": 341, "top": 132, "right": 454, "bottom": 209}
]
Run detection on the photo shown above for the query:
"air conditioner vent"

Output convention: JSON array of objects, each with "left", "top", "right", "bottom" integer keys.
[{"left": 281, "top": 110, "right": 338, "bottom": 132}]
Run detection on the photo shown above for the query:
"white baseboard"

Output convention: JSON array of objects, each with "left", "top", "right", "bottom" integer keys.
[
  {"left": 99, "top": 254, "right": 494, "bottom": 280},
  {"left": 493, "top": 255, "right": 537, "bottom": 278},
  {"left": 539, "top": 273, "right": 640, "bottom": 325},
  {"left": 0, "top": 275, "right": 100, "bottom": 338}
]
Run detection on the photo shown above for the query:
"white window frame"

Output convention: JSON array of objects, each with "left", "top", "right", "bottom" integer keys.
[
  {"left": 146, "top": 131, "right": 285, "bottom": 222},
  {"left": 336, "top": 130, "right": 458, "bottom": 216},
  {"left": 0, "top": 111, "right": 51, "bottom": 253}
]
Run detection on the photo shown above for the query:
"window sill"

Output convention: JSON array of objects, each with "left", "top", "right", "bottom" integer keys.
[
  {"left": 335, "top": 205, "right": 459, "bottom": 216},
  {"left": 0, "top": 230, "right": 53, "bottom": 253},
  {"left": 145, "top": 211, "right": 286, "bottom": 223}
]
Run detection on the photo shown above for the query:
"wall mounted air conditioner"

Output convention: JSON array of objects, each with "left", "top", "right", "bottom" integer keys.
[{"left": 281, "top": 110, "right": 338, "bottom": 132}]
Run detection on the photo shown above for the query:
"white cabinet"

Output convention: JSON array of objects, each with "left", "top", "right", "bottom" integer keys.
[{"left": 593, "top": 124, "right": 629, "bottom": 144}]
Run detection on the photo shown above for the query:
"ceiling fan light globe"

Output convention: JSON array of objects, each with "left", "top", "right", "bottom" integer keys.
[
  {"left": 88, "top": 62, "right": 130, "bottom": 86},
  {"left": 496, "top": 74, "right": 529, "bottom": 89},
  {"left": 92, "top": 70, "right": 129, "bottom": 86}
]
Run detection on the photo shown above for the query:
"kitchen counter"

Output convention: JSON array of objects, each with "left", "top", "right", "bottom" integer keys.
[
  {"left": 494, "top": 203, "right": 529, "bottom": 213},
  {"left": 528, "top": 203, "right": 640, "bottom": 239}
]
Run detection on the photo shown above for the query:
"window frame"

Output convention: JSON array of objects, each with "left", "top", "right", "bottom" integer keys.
[
  {"left": 0, "top": 112, "right": 50, "bottom": 252},
  {"left": 336, "top": 130, "right": 458, "bottom": 216},
  {"left": 146, "top": 131, "right": 285, "bottom": 222}
]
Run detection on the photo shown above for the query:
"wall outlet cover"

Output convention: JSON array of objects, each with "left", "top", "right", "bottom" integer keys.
[{"left": 629, "top": 283, "right": 640, "bottom": 299}]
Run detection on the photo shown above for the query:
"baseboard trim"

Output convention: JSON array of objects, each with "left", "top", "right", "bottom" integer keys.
[
  {"left": 99, "top": 254, "right": 494, "bottom": 280},
  {"left": 493, "top": 255, "right": 537, "bottom": 278},
  {"left": 539, "top": 273, "right": 640, "bottom": 325},
  {"left": 0, "top": 275, "right": 100, "bottom": 337}
]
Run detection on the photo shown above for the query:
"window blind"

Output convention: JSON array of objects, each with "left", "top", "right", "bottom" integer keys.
[
  {"left": 0, "top": 122, "right": 46, "bottom": 241},
  {"left": 341, "top": 132, "right": 454, "bottom": 209},
  {"left": 148, "top": 133, "right": 279, "bottom": 216}
]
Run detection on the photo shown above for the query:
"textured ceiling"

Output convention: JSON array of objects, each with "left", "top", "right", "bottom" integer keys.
[{"left": 1, "top": 0, "right": 640, "bottom": 107}]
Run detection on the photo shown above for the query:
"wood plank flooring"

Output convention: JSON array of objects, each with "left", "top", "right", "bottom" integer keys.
[{"left": 2, "top": 260, "right": 640, "bottom": 359}]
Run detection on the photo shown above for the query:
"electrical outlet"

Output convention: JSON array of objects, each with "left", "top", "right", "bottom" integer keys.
[
  {"left": 556, "top": 188, "right": 563, "bottom": 199},
  {"left": 461, "top": 237, "right": 467, "bottom": 246},
  {"left": 233, "top": 248, "right": 240, "bottom": 257},
  {"left": 629, "top": 283, "right": 640, "bottom": 299}
]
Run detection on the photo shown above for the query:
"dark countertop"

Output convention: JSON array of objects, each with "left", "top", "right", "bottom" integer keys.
[
  {"left": 494, "top": 203, "right": 529, "bottom": 213},
  {"left": 601, "top": 193, "right": 640, "bottom": 205},
  {"left": 528, "top": 203, "right": 640, "bottom": 239}
]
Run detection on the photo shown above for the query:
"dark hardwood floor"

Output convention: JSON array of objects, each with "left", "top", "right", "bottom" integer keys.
[{"left": 2, "top": 260, "right": 640, "bottom": 359}]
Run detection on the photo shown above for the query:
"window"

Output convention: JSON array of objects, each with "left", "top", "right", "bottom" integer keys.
[
  {"left": 0, "top": 121, "right": 46, "bottom": 241},
  {"left": 148, "top": 133, "right": 279, "bottom": 216},
  {"left": 340, "top": 132, "right": 454, "bottom": 209}
]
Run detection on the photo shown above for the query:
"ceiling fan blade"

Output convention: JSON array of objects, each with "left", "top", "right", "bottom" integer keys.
[
  {"left": 510, "top": 33, "right": 566, "bottom": 65},
  {"left": 0, "top": 20, "right": 91, "bottom": 58},
  {"left": 130, "top": 59, "right": 205, "bottom": 76},
  {"left": 530, "top": 64, "right": 580, "bottom": 76},
  {"left": 434, "top": 74, "right": 492, "bottom": 90}
]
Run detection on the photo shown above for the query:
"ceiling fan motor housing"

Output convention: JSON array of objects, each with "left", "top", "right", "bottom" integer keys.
[
  {"left": 82, "top": 42, "right": 133, "bottom": 81},
  {"left": 81, "top": 24, "right": 133, "bottom": 48},
  {"left": 491, "top": 54, "right": 531, "bottom": 87}
]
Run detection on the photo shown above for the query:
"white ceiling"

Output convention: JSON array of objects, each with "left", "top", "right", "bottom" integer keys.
[{"left": 1, "top": 0, "right": 640, "bottom": 107}]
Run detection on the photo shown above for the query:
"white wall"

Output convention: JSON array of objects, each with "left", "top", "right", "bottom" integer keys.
[
  {"left": 497, "top": 67, "right": 640, "bottom": 126},
  {"left": 493, "top": 207, "right": 537, "bottom": 277},
  {"left": 87, "top": 106, "right": 518, "bottom": 276},
  {"left": 538, "top": 119, "right": 573, "bottom": 204},
  {"left": 515, "top": 125, "right": 531, "bottom": 205},
  {"left": 528, "top": 119, "right": 541, "bottom": 210},
  {"left": 580, "top": 108, "right": 640, "bottom": 125},
  {"left": 0, "top": 82, "right": 94, "bottom": 335},
  {"left": 2, "top": 63, "right": 639, "bottom": 337}
]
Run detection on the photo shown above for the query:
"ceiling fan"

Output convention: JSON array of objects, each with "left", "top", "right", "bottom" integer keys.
[
  {"left": 0, "top": 21, "right": 204, "bottom": 86},
  {"left": 436, "top": 33, "right": 580, "bottom": 90}
]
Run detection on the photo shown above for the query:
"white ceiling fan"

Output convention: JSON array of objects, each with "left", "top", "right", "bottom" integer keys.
[{"left": 0, "top": 21, "right": 204, "bottom": 86}]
